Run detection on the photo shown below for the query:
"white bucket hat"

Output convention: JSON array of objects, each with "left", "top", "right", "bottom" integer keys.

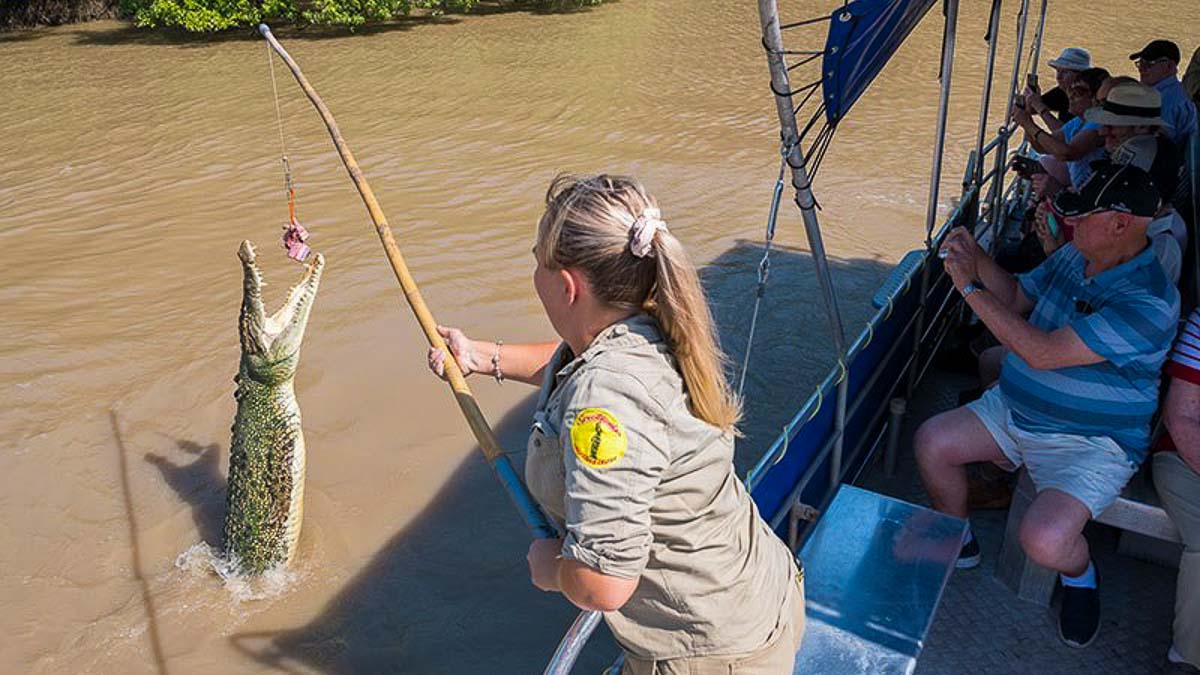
[
  {"left": 1084, "top": 82, "right": 1169, "bottom": 128},
  {"left": 1048, "top": 47, "right": 1092, "bottom": 71}
]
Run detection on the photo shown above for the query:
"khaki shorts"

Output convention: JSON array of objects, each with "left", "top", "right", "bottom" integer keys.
[
  {"left": 621, "top": 575, "right": 805, "bottom": 675},
  {"left": 967, "top": 386, "right": 1136, "bottom": 517}
]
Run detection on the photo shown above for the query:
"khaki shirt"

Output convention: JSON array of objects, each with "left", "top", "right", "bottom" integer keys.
[{"left": 525, "top": 314, "right": 798, "bottom": 659}]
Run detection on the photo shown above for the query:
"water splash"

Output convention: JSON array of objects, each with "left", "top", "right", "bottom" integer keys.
[{"left": 175, "top": 542, "right": 298, "bottom": 602}]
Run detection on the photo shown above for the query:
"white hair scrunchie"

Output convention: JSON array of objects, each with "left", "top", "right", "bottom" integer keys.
[{"left": 627, "top": 206, "right": 668, "bottom": 258}]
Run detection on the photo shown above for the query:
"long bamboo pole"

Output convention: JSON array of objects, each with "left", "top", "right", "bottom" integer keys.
[
  {"left": 256, "top": 25, "right": 600, "bottom": 675},
  {"left": 256, "top": 23, "right": 561, "bottom": 533}
]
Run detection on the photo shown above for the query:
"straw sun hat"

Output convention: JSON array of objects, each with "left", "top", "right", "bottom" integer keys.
[{"left": 1084, "top": 82, "right": 1168, "bottom": 128}]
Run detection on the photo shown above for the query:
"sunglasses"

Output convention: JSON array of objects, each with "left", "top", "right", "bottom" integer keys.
[{"left": 1135, "top": 57, "right": 1170, "bottom": 69}]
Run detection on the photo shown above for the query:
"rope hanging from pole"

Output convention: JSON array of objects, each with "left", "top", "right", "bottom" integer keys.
[
  {"left": 265, "top": 39, "right": 311, "bottom": 263},
  {"left": 737, "top": 142, "right": 791, "bottom": 398}
]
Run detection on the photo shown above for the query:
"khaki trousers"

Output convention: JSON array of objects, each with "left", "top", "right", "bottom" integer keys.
[
  {"left": 1155, "top": 451, "right": 1200, "bottom": 666},
  {"left": 621, "top": 577, "right": 806, "bottom": 675}
]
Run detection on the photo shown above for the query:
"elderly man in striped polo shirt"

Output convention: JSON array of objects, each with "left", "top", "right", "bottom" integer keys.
[{"left": 917, "top": 163, "right": 1180, "bottom": 649}]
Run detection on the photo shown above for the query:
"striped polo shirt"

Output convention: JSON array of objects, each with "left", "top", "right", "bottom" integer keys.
[
  {"left": 1166, "top": 309, "right": 1200, "bottom": 384},
  {"left": 998, "top": 243, "right": 1180, "bottom": 464}
]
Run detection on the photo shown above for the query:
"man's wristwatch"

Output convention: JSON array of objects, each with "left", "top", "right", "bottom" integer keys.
[{"left": 961, "top": 280, "right": 985, "bottom": 298}]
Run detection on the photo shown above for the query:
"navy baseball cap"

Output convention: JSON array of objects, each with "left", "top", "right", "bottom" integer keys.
[
  {"left": 1130, "top": 40, "right": 1182, "bottom": 64},
  {"left": 1052, "top": 161, "right": 1160, "bottom": 218}
]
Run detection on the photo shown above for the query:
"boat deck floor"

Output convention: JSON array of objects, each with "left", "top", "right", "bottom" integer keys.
[{"left": 857, "top": 366, "right": 1178, "bottom": 675}]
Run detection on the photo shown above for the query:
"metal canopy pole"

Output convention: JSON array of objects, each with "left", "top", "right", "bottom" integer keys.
[
  {"left": 757, "top": 0, "right": 849, "bottom": 491},
  {"left": 906, "top": 0, "right": 959, "bottom": 398},
  {"left": 988, "top": 0, "right": 1031, "bottom": 238},
  {"left": 1028, "top": 0, "right": 1049, "bottom": 74},
  {"left": 971, "top": 0, "right": 1003, "bottom": 210},
  {"left": 923, "top": 0, "right": 959, "bottom": 246}
]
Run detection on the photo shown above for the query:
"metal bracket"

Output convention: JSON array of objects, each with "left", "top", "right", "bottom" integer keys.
[
  {"left": 794, "top": 502, "right": 820, "bottom": 521},
  {"left": 788, "top": 501, "right": 822, "bottom": 550}
]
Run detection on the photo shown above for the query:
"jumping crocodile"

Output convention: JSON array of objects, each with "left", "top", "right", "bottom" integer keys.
[{"left": 223, "top": 240, "right": 324, "bottom": 575}]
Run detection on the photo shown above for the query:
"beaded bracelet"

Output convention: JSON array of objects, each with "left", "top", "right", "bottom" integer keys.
[{"left": 492, "top": 339, "right": 504, "bottom": 384}]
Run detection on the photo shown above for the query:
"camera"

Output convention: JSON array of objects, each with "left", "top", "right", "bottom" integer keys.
[{"left": 1010, "top": 155, "right": 1045, "bottom": 177}]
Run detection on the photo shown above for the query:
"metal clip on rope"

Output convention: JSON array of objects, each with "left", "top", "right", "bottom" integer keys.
[{"left": 736, "top": 146, "right": 791, "bottom": 398}]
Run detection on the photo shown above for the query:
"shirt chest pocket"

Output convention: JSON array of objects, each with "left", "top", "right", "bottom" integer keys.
[{"left": 525, "top": 416, "right": 567, "bottom": 526}]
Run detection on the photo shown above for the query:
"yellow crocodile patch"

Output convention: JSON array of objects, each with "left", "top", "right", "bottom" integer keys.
[{"left": 570, "top": 408, "right": 627, "bottom": 469}]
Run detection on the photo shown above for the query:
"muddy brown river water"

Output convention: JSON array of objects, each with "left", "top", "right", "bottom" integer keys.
[{"left": 2, "top": 2, "right": 1197, "bottom": 672}]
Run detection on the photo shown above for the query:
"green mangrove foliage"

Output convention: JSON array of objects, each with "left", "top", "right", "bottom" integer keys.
[
  {"left": 1, "top": 0, "right": 117, "bottom": 28},
  {"left": 119, "top": 0, "right": 601, "bottom": 31}
]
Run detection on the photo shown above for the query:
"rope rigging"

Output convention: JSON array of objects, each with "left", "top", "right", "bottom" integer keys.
[
  {"left": 266, "top": 39, "right": 312, "bottom": 263},
  {"left": 740, "top": 2, "right": 848, "bottom": 415},
  {"left": 736, "top": 142, "right": 791, "bottom": 399}
]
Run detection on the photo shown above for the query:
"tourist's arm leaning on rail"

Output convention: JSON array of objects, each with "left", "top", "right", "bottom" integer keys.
[
  {"left": 941, "top": 230, "right": 1101, "bottom": 371},
  {"left": 428, "top": 325, "right": 559, "bottom": 386}
]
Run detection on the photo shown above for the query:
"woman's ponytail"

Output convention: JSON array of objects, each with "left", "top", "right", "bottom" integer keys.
[
  {"left": 536, "top": 173, "right": 742, "bottom": 433},
  {"left": 648, "top": 233, "right": 742, "bottom": 432}
]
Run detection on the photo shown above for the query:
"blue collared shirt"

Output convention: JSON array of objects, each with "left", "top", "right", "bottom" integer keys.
[
  {"left": 1062, "top": 117, "right": 1104, "bottom": 188},
  {"left": 1155, "top": 76, "right": 1198, "bottom": 146},
  {"left": 999, "top": 244, "right": 1180, "bottom": 464}
]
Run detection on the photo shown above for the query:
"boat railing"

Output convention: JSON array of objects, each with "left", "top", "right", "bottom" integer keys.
[
  {"left": 746, "top": 0, "right": 1045, "bottom": 549},
  {"left": 745, "top": 124, "right": 1030, "bottom": 543}
]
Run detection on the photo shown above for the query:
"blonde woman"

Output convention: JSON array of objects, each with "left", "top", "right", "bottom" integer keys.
[{"left": 428, "top": 174, "right": 804, "bottom": 673}]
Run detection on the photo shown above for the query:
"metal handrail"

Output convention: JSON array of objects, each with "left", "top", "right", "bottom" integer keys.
[
  {"left": 905, "top": 0, "right": 959, "bottom": 410},
  {"left": 746, "top": 132, "right": 1008, "bottom": 495},
  {"left": 749, "top": 140, "right": 1037, "bottom": 535},
  {"left": 972, "top": 0, "right": 1002, "bottom": 193},
  {"left": 763, "top": 171, "right": 1018, "bottom": 532},
  {"left": 543, "top": 611, "right": 605, "bottom": 675},
  {"left": 987, "top": 0, "right": 1031, "bottom": 246},
  {"left": 980, "top": 125, "right": 1016, "bottom": 159}
]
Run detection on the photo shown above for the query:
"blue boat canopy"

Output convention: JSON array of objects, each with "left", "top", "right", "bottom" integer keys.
[{"left": 822, "top": 0, "right": 938, "bottom": 126}]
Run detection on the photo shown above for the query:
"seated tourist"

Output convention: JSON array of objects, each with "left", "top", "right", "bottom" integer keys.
[
  {"left": 1132, "top": 39, "right": 1198, "bottom": 146},
  {"left": 1026, "top": 170, "right": 1181, "bottom": 284},
  {"left": 1015, "top": 67, "right": 1111, "bottom": 193},
  {"left": 1090, "top": 81, "right": 1186, "bottom": 281},
  {"left": 1092, "top": 81, "right": 1182, "bottom": 201},
  {"left": 1159, "top": 310, "right": 1200, "bottom": 675},
  {"left": 1035, "top": 47, "right": 1094, "bottom": 127},
  {"left": 917, "top": 162, "right": 1179, "bottom": 649}
]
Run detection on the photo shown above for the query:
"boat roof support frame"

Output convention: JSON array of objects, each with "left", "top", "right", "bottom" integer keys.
[
  {"left": 923, "top": 0, "right": 960, "bottom": 247},
  {"left": 906, "top": 0, "right": 959, "bottom": 402},
  {"left": 987, "top": 0, "right": 1032, "bottom": 249},
  {"left": 758, "top": 0, "right": 851, "bottom": 489},
  {"left": 971, "top": 0, "right": 1003, "bottom": 204}
]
